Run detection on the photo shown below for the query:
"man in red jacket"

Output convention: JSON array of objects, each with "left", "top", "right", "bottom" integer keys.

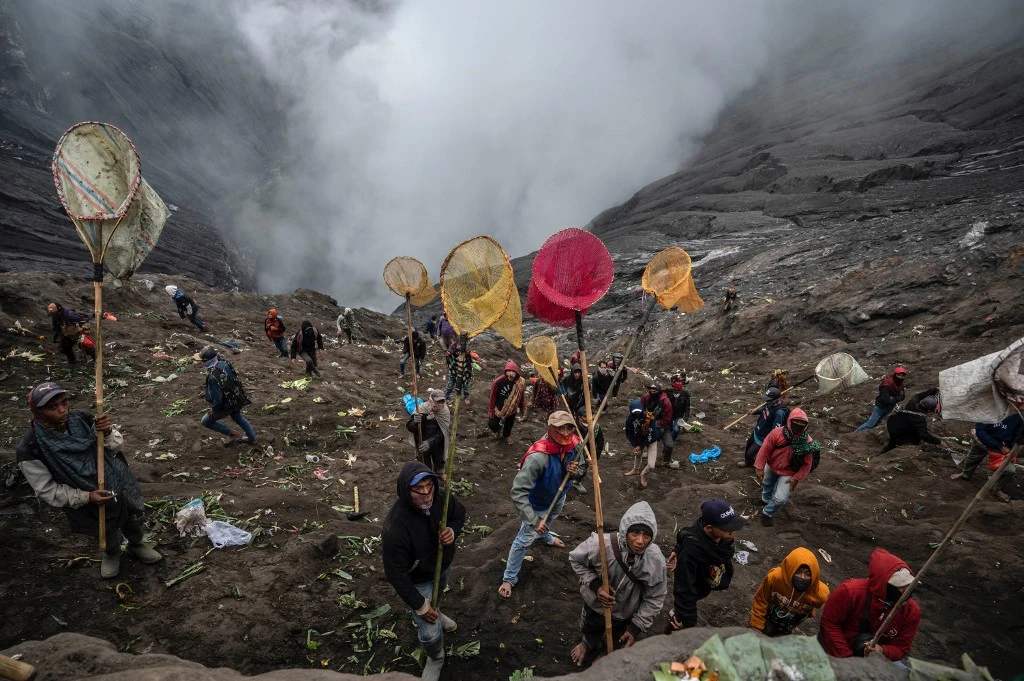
[
  {"left": 818, "top": 548, "right": 921, "bottom": 662},
  {"left": 755, "top": 408, "right": 820, "bottom": 527}
]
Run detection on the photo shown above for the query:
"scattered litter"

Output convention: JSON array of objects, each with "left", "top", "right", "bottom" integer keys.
[
  {"left": 695, "top": 411, "right": 705, "bottom": 419},
  {"left": 152, "top": 352, "right": 172, "bottom": 359},
  {"left": 349, "top": 407, "right": 366, "bottom": 417},
  {"left": 155, "top": 453, "right": 177, "bottom": 461},
  {"left": 734, "top": 550, "right": 749, "bottom": 565},
  {"left": 817, "top": 548, "right": 832, "bottom": 563},
  {"left": 313, "top": 468, "right": 331, "bottom": 480},
  {"left": 689, "top": 446, "right": 722, "bottom": 464},
  {"left": 737, "top": 539, "right": 758, "bottom": 552},
  {"left": 305, "top": 454, "right": 320, "bottom": 464},
  {"left": 280, "top": 378, "right": 312, "bottom": 390},
  {"left": 174, "top": 498, "right": 208, "bottom": 537},
  {"left": 336, "top": 411, "right": 348, "bottom": 417},
  {"left": 152, "top": 374, "right": 178, "bottom": 383},
  {"left": 312, "top": 396, "right": 326, "bottom": 404},
  {"left": 379, "top": 434, "right": 394, "bottom": 443},
  {"left": 206, "top": 520, "right": 252, "bottom": 548}
]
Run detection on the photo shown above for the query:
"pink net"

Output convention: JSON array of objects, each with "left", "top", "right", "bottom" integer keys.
[{"left": 526, "top": 228, "right": 614, "bottom": 326}]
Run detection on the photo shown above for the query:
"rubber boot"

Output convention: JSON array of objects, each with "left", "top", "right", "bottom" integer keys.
[
  {"left": 123, "top": 520, "right": 164, "bottom": 564},
  {"left": 421, "top": 638, "right": 445, "bottom": 681},
  {"left": 101, "top": 547, "right": 121, "bottom": 579},
  {"left": 439, "top": 612, "right": 458, "bottom": 633}
]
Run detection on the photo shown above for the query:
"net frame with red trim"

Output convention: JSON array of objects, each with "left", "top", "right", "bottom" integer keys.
[{"left": 526, "top": 228, "right": 614, "bottom": 327}]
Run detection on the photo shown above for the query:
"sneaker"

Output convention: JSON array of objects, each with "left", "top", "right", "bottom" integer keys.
[
  {"left": 666, "top": 460, "right": 681, "bottom": 470},
  {"left": 125, "top": 543, "right": 163, "bottom": 564},
  {"left": 736, "top": 461, "right": 751, "bottom": 468},
  {"left": 572, "top": 481, "right": 587, "bottom": 494},
  {"left": 101, "top": 548, "right": 121, "bottom": 578},
  {"left": 760, "top": 513, "right": 773, "bottom": 527}
]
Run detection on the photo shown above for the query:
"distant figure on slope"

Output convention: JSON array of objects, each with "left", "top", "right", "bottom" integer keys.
[
  {"left": 881, "top": 388, "right": 942, "bottom": 454},
  {"left": 723, "top": 282, "right": 738, "bottom": 313},
  {"left": 610, "top": 352, "right": 628, "bottom": 398},
  {"left": 200, "top": 347, "right": 257, "bottom": 446},
  {"left": 264, "top": 308, "right": 288, "bottom": 358},
  {"left": 336, "top": 308, "right": 356, "bottom": 345},
  {"left": 165, "top": 284, "right": 205, "bottom": 332},
  {"left": 47, "top": 302, "right": 95, "bottom": 364},
  {"left": 443, "top": 340, "right": 473, "bottom": 405},
  {"left": 568, "top": 501, "right": 667, "bottom": 666},
  {"left": 424, "top": 315, "right": 438, "bottom": 343},
  {"left": 488, "top": 361, "right": 527, "bottom": 445},
  {"left": 738, "top": 387, "right": 789, "bottom": 468},
  {"left": 291, "top": 320, "right": 324, "bottom": 376},
  {"left": 855, "top": 366, "right": 908, "bottom": 431},
  {"left": 17, "top": 381, "right": 162, "bottom": 579},
  {"left": 749, "top": 547, "right": 830, "bottom": 637},
  {"left": 665, "top": 373, "right": 692, "bottom": 470},
  {"left": 437, "top": 315, "right": 456, "bottom": 352},
  {"left": 400, "top": 330, "right": 427, "bottom": 379},
  {"left": 949, "top": 407, "right": 1023, "bottom": 503}
]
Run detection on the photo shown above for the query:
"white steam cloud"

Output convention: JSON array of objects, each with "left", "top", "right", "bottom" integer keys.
[{"left": 228, "top": 1, "right": 778, "bottom": 309}]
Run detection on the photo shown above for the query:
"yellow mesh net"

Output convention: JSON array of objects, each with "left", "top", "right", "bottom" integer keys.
[
  {"left": 642, "top": 247, "right": 704, "bottom": 312},
  {"left": 525, "top": 336, "right": 560, "bottom": 388},
  {"left": 440, "top": 236, "right": 522, "bottom": 346},
  {"left": 383, "top": 256, "right": 437, "bottom": 306}
]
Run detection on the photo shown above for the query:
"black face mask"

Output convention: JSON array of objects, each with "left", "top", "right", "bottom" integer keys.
[
  {"left": 885, "top": 584, "right": 902, "bottom": 604},
  {"left": 792, "top": 575, "right": 812, "bottom": 592}
]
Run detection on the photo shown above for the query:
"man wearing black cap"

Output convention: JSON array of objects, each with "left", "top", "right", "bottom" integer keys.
[
  {"left": 16, "top": 382, "right": 161, "bottom": 578},
  {"left": 664, "top": 499, "right": 746, "bottom": 632},
  {"left": 382, "top": 462, "right": 466, "bottom": 681},
  {"left": 199, "top": 346, "right": 257, "bottom": 446}
]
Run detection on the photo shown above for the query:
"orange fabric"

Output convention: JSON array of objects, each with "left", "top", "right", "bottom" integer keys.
[{"left": 749, "top": 547, "right": 830, "bottom": 630}]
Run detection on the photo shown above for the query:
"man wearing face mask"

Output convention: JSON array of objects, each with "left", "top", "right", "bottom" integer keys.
[
  {"left": 749, "top": 547, "right": 830, "bottom": 637},
  {"left": 498, "top": 411, "right": 586, "bottom": 598},
  {"left": 568, "top": 501, "right": 667, "bottom": 667},
  {"left": 561, "top": 363, "right": 587, "bottom": 416},
  {"left": 818, "top": 548, "right": 920, "bottom": 662},
  {"left": 665, "top": 373, "right": 692, "bottom": 470},
  {"left": 590, "top": 360, "right": 614, "bottom": 406},
  {"left": 856, "top": 366, "right": 908, "bottom": 431},
  {"left": 755, "top": 409, "right": 821, "bottom": 527},
  {"left": 407, "top": 390, "right": 451, "bottom": 475},
  {"left": 664, "top": 499, "right": 746, "bottom": 632},
  {"left": 487, "top": 361, "right": 527, "bottom": 444},
  {"left": 382, "top": 462, "right": 466, "bottom": 681}
]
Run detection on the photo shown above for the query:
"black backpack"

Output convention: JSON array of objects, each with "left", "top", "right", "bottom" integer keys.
[{"left": 212, "top": 365, "right": 251, "bottom": 410}]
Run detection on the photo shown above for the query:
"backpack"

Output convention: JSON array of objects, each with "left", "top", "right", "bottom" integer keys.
[{"left": 211, "top": 365, "right": 251, "bottom": 410}]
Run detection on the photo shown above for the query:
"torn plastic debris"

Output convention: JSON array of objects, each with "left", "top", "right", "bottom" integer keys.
[
  {"left": 206, "top": 520, "right": 253, "bottom": 548},
  {"left": 174, "top": 498, "right": 208, "bottom": 537}
]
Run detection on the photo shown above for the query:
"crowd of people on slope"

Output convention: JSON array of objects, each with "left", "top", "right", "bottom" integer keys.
[{"left": 20, "top": 294, "right": 1021, "bottom": 679}]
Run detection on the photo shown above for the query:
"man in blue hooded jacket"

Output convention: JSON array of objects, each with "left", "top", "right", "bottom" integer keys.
[{"left": 950, "top": 407, "right": 1023, "bottom": 503}]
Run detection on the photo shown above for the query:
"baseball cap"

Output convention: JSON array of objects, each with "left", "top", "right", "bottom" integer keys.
[
  {"left": 29, "top": 382, "right": 67, "bottom": 408},
  {"left": 700, "top": 499, "right": 748, "bottom": 532},
  {"left": 548, "top": 411, "right": 575, "bottom": 427},
  {"left": 893, "top": 366, "right": 908, "bottom": 375},
  {"left": 409, "top": 471, "right": 437, "bottom": 487},
  {"left": 200, "top": 346, "right": 218, "bottom": 368},
  {"left": 428, "top": 389, "right": 445, "bottom": 402},
  {"left": 888, "top": 568, "right": 914, "bottom": 588},
  {"left": 648, "top": 381, "right": 662, "bottom": 391}
]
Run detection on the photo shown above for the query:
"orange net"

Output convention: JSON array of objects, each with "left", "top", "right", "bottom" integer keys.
[
  {"left": 525, "top": 336, "right": 560, "bottom": 388},
  {"left": 440, "top": 235, "right": 522, "bottom": 346},
  {"left": 642, "top": 247, "right": 704, "bottom": 312},
  {"left": 383, "top": 256, "right": 437, "bottom": 306}
]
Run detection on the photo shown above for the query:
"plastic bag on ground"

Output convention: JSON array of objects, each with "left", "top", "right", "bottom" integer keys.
[
  {"left": 174, "top": 498, "right": 208, "bottom": 537},
  {"left": 206, "top": 520, "right": 253, "bottom": 548}
]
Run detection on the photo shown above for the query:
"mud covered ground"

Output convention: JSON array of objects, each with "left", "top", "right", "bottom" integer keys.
[{"left": 0, "top": 270, "right": 1021, "bottom": 680}]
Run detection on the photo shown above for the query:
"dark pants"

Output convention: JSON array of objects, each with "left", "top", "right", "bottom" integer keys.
[
  {"left": 341, "top": 328, "right": 353, "bottom": 344},
  {"left": 744, "top": 436, "right": 760, "bottom": 466},
  {"left": 489, "top": 415, "right": 516, "bottom": 438},
  {"left": 271, "top": 337, "right": 288, "bottom": 357},
  {"left": 59, "top": 336, "right": 95, "bottom": 364},
  {"left": 961, "top": 440, "right": 1015, "bottom": 494},
  {"left": 106, "top": 517, "right": 145, "bottom": 553},
  {"left": 185, "top": 305, "right": 205, "bottom": 331},
  {"left": 579, "top": 607, "right": 630, "bottom": 652},
  {"left": 299, "top": 351, "right": 319, "bottom": 376},
  {"left": 202, "top": 408, "right": 257, "bottom": 442}
]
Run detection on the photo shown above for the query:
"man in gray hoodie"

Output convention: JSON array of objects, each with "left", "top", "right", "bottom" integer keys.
[{"left": 568, "top": 500, "right": 667, "bottom": 666}]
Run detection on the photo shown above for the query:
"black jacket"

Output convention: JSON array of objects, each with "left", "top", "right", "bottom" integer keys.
[
  {"left": 290, "top": 322, "right": 324, "bottom": 358},
  {"left": 883, "top": 388, "right": 941, "bottom": 452},
  {"left": 670, "top": 520, "right": 735, "bottom": 627},
  {"left": 402, "top": 335, "right": 428, "bottom": 360},
  {"left": 406, "top": 412, "right": 446, "bottom": 461},
  {"left": 560, "top": 366, "right": 586, "bottom": 415},
  {"left": 669, "top": 389, "right": 691, "bottom": 423},
  {"left": 591, "top": 369, "right": 613, "bottom": 400},
  {"left": 381, "top": 462, "right": 466, "bottom": 611}
]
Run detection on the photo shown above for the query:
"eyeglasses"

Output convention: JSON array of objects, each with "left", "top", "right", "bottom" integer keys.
[{"left": 410, "top": 481, "right": 434, "bottom": 496}]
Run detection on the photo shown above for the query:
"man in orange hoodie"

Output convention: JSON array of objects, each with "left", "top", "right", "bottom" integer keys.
[
  {"left": 749, "top": 547, "right": 830, "bottom": 636},
  {"left": 755, "top": 408, "right": 820, "bottom": 527},
  {"left": 818, "top": 548, "right": 920, "bottom": 662},
  {"left": 264, "top": 309, "right": 288, "bottom": 358}
]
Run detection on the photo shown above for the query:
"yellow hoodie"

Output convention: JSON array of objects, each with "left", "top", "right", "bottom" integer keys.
[{"left": 749, "top": 547, "right": 830, "bottom": 635}]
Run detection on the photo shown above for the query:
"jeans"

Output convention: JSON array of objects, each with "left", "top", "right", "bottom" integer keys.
[
  {"left": 271, "top": 337, "right": 288, "bottom": 357},
  {"left": 660, "top": 427, "right": 675, "bottom": 460},
  {"left": 960, "top": 439, "right": 1015, "bottom": 494},
  {"left": 410, "top": 570, "right": 449, "bottom": 647},
  {"left": 445, "top": 376, "right": 469, "bottom": 401},
  {"left": 502, "top": 503, "right": 562, "bottom": 586},
  {"left": 202, "top": 408, "right": 257, "bottom": 442},
  {"left": 855, "top": 404, "right": 892, "bottom": 431},
  {"left": 761, "top": 465, "right": 792, "bottom": 517},
  {"left": 489, "top": 415, "right": 516, "bottom": 438},
  {"left": 400, "top": 353, "right": 421, "bottom": 376}
]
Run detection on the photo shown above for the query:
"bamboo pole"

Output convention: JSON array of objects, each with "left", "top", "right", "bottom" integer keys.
[
  {"left": 432, "top": 335, "right": 467, "bottom": 606},
  {"left": 405, "top": 293, "right": 424, "bottom": 463},
  {"left": 92, "top": 220, "right": 107, "bottom": 552}
]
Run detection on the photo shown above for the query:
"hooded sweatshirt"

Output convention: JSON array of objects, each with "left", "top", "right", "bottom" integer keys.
[
  {"left": 669, "top": 518, "right": 735, "bottom": 627},
  {"left": 625, "top": 399, "right": 658, "bottom": 447},
  {"left": 591, "top": 366, "right": 614, "bottom": 400},
  {"left": 569, "top": 501, "right": 667, "bottom": 637},
  {"left": 749, "top": 547, "right": 830, "bottom": 634},
  {"left": 488, "top": 361, "right": 527, "bottom": 418},
  {"left": 560, "top": 364, "right": 586, "bottom": 415},
  {"left": 754, "top": 408, "right": 816, "bottom": 481},
  {"left": 511, "top": 433, "right": 586, "bottom": 526},
  {"left": 818, "top": 548, "right": 920, "bottom": 661},
  {"left": 975, "top": 412, "right": 1024, "bottom": 451},
  {"left": 641, "top": 390, "right": 673, "bottom": 431},
  {"left": 291, "top": 320, "right": 324, "bottom": 358},
  {"left": 381, "top": 462, "right": 466, "bottom": 612},
  {"left": 875, "top": 374, "right": 907, "bottom": 409}
]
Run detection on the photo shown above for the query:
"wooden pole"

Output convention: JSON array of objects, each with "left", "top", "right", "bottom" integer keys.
[
  {"left": 575, "top": 310, "right": 614, "bottom": 654},
  {"left": 0, "top": 654, "right": 36, "bottom": 681},
  {"left": 92, "top": 220, "right": 107, "bottom": 552},
  {"left": 722, "top": 374, "right": 816, "bottom": 431},
  {"left": 869, "top": 437, "right": 1021, "bottom": 647},
  {"left": 432, "top": 334, "right": 466, "bottom": 606},
  {"left": 589, "top": 299, "right": 656, "bottom": 431},
  {"left": 405, "top": 293, "right": 424, "bottom": 463}
]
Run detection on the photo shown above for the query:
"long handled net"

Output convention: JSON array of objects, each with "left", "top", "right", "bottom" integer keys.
[
  {"left": 383, "top": 256, "right": 438, "bottom": 463},
  {"left": 525, "top": 335, "right": 587, "bottom": 447},
  {"left": 527, "top": 227, "right": 616, "bottom": 651},
  {"left": 52, "top": 122, "right": 166, "bottom": 550},
  {"left": 432, "top": 236, "right": 521, "bottom": 606},
  {"left": 815, "top": 352, "right": 870, "bottom": 395}
]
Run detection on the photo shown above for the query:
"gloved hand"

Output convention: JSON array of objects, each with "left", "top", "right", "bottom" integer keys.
[{"left": 418, "top": 441, "right": 430, "bottom": 453}]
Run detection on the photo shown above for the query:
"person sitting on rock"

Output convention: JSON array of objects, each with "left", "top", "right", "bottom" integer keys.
[
  {"left": 881, "top": 388, "right": 942, "bottom": 453},
  {"left": 818, "top": 548, "right": 920, "bottom": 662},
  {"left": 949, "top": 405, "right": 1023, "bottom": 503},
  {"left": 487, "top": 361, "right": 527, "bottom": 445},
  {"left": 739, "top": 387, "right": 790, "bottom": 468},
  {"left": 856, "top": 366, "right": 908, "bottom": 431},
  {"left": 17, "top": 382, "right": 162, "bottom": 579},
  {"left": 560, "top": 363, "right": 586, "bottom": 416},
  {"left": 568, "top": 501, "right": 667, "bottom": 667},
  {"left": 47, "top": 302, "right": 95, "bottom": 364},
  {"left": 264, "top": 308, "right": 288, "bottom": 358},
  {"left": 498, "top": 411, "right": 585, "bottom": 599},
  {"left": 664, "top": 499, "right": 746, "bottom": 632},
  {"left": 749, "top": 547, "right": 830, "bottom": 637},
  {"left": 165, "top": 284, "right": 206, "bottom": 332},
  {"left": 755, "top": 408, "right": 820, "bottom": 527},
  {"left": 291, "top": 320, "right": 324, "bottom": 376}
]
